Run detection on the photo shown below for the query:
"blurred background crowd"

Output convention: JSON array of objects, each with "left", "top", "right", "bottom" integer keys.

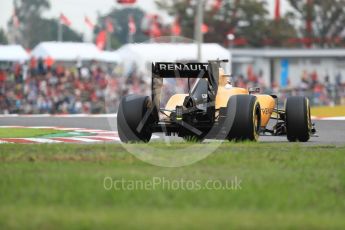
[
  {"left": 233, "top": 70, "right": 345, "bottom": 106},
  {"left": 0, "top": 61, "right": 108, "bottom": 114},
  {"left": 0, "top": 60, "right": 152, "bottom": 114},
  {"left": 1, "top": 60, "right": 344, "bottom": 114}
]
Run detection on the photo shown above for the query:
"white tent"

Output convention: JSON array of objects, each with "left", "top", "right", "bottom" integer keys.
[
  {"left": 31, "top": 42, "right": 101, "bottom": 61},
  {"left": 97, "top": 51, "right": 121, "bottom": 63},
  {"left": 115, "top": 43, "right": 231, "bottom": 75},
  {"left": 0, "top": 45, "right": 29, "bottom": 62}
]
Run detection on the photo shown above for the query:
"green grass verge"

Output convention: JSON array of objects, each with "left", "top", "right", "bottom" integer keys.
[
  {"left": 0, "top": 143, "right": 344, "bottom": 229},
  {"left": 312, "top": 106, "right": 345, "bottom": 117},
  {"left": 0, "top": 128, "right": 67, "bottom": 138}
]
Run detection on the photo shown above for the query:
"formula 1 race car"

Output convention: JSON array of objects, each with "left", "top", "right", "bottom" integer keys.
[{"left": 117, "top": 60, "right": 316, "bottom": 143}]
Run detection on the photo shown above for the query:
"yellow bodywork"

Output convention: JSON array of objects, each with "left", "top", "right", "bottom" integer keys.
[
  {"left": 165, "top": 69, "right": 276, "bottom": 128},
  {"left": 256, "top": 95, "right": 276, "bottom": 127},
  {"left": 165, "top": 94, "right": 188, "bottom": 113}
]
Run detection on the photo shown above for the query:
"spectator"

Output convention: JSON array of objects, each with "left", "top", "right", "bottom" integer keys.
[{"left": 0, "top": 61, "right": 344, "bottom": 114}]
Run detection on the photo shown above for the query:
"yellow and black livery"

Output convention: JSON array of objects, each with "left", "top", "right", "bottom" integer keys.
[{"left": 118, "top": 60, "right": 315, "bottom": 143}]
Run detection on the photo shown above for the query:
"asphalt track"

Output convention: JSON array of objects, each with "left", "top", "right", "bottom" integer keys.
[{"left": 0, "top": 116, "right": 344, "bottom": 145}]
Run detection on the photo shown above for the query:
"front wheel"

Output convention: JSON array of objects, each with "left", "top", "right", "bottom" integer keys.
[
  {"left": 285, "top": 96, "right": 311, "bottom": 142},
  {"left": 117, "top": 95, "right": 155, "bottom": 143},
  {"left": 225, "top": 95, "right": 261, "bottom": 141}
]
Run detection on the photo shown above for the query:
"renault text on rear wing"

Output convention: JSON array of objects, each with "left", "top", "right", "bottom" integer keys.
[{"left": 152, "top": 62, "right": 210, "bottom": 78}]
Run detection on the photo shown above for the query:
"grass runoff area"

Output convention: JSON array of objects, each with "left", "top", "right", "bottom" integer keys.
[
  {"left": 311, "top": 105, "right": 345, "bottom": 117},
  {"left": 0, "top": 143, "right": 344, "bottom": 229},
  {"left": 0, "top": 128, "right": 67, "bottom": 138}
]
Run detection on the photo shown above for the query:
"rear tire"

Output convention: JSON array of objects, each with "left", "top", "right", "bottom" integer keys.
[
  {"left": 285, "top": 96, "right": 311, "bottom": 142},
  {"left": 117, "top": 95, "right": 154, "bottom": 143},
  {"left": 225, "top": 95, "right": 261, "bottom": 141}
]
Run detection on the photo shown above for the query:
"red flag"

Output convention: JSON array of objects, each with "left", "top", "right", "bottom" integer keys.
[
  {"left": 201, "top": 23, "right": 209, "bottom": 34},
  {"left": 106, "top": 18, "right": 114, "bottom": 33},
  {"left": 149, "top": 17, "right": 161, "bottom": 38},
  {"left": 141, "top": 14, "right": 159, "bottom": 36},
  {"left": 45, "top": 56, "right": 55, "bottom": 68},
  {"left": 306, "top": 0, "right": 313, "bottom": 34},
  {"left": 212, "top": 0, "right": 222, "bottom": 11},
  {"left": 306, "top": 0, "right": 313, "bottom": 47},
  {"left": 274, "top": 0, "right": 280, "bottom": 21},
  {"left": 84, "top": 16, "right": 94, "bottom": 30},
  {"left": 171, "top": 17, "right": 181, "bottom": 36},
  {"left": 12, "top": 9, "right": 20, "bottom": 28},
  {"left": 96, "top": 30, "right": 107, "bottom": 50},
  {"left": 234, "top": 37, "right": 248, "bottom": 46},
  {"left": 128, "top": 15, "right": 136, "bottom": 34},
  {"left": 60, "top": 13, "right": 71, "bottom": 26}
]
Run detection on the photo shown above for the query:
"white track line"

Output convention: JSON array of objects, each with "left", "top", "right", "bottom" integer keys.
[
  {"left": 53, "top": 128, "right": 88, "bottom": 131},
  {"left": 27, "top": 126, "right": 59, "bottom": 129},
  {"left": 65, "top": 137, "right": 102, "bottom": 143},
  {"left": 88, "top": 136, "right": 119, "bottom": 140},
  {"left": 24, "top": 138, "right": 63, "bottom": 143},
  {"left": 93, "top": 131, "right": 118, "bottom": 135}
]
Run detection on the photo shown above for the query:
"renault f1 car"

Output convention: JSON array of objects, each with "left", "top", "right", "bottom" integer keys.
[{"left": 118, "top": 60, "right": 316, "bottom": 143}]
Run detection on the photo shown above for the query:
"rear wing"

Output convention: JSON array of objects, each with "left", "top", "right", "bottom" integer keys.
[
  {"left": 152, "top": 62, "right": 210, "bottom": 78},
  {"left": 151, "top": 60, "right": 228, "bottom": 111}
]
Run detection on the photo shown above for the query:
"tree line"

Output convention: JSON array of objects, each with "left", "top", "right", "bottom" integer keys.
[{"left": 1, "top": 0, "right": 345, "bottom": 49}]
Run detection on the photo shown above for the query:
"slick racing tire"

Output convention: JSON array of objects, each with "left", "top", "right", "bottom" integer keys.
[
  {"left": 285, "top": 96, "right": 311, "bottom": 142},
  {"left": 226, "top": 95, "right": 261, "bottom": 141},
  {"left": 117, "top": 95, "right": 154, "bottom": 143}
]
